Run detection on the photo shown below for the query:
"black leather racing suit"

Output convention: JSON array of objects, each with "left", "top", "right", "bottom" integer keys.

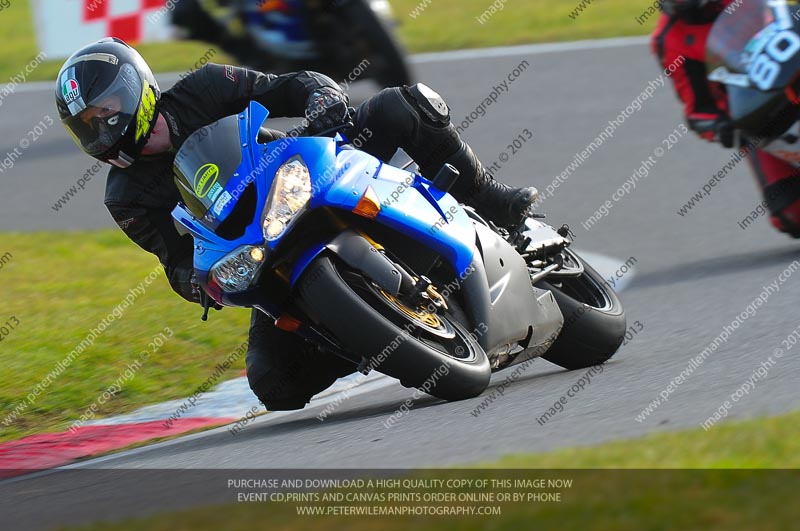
[{"left": 105, "top": 63, "right": 478, "bottom": 411}]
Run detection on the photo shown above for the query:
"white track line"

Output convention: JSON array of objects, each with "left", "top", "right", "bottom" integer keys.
[
  {"left": 0, "top": 373, "right": 399, "bottom": 485},
  {"left": 57, "top": 374, "right": 399, "bottom": 470},
  {"left": 47, "top": 252, "right": 632, "bottom": 469},
  {"left": 13, "top": 36, "right": 650, "bottom": 94},
  {"left": 412, "top": 36, "right": 650, "bottom": 64},
  {"left": 5, "top": 36, "right": 642, "bottom": 469},
  {"left": 0, "top": 253, "right": 633, "bottom": 480}
]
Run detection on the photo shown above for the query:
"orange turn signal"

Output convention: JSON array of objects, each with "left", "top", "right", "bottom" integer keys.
[
  {"left": 275, "top": 314, "right": 302, "bottom": 332},
  {"left": 260, "top": 0, "right": 286, "bottom": 12},
  {"left": 352, "top": 186, "right": 381, "bottom": 220}
]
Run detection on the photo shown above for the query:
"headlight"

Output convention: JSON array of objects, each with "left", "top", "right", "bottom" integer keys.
[
  {"left": 262, "top": 156, "right": 312, "bottom": 241},
  {"left": 210, "top": 246, "right": 266, "bottom": 293}
]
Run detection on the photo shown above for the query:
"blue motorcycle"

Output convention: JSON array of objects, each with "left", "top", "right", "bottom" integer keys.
[{"left": 172, "top": 102, "right": 626, "bottom": 400}]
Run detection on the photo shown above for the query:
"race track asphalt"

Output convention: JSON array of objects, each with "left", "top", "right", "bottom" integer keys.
[{"left": 3, "top": 38, "right": 799, "bottom": 529}]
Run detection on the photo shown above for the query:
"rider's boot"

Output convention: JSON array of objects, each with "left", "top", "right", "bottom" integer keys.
[
  {"left": 422, "top": 141, "right": 538, "bottom": 228},
  {"left": 352, "top": 83, "right": 538, "bottom": 228}
]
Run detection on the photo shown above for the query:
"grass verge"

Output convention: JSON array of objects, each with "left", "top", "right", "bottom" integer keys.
[
  {"left": 481, "top": 409, "right": 800, "bottom": 469},
  {"left": 0, "top": 0, "right": 654, "bottom": 82},
  {"left": 67, "top": 411, "right": 800, "bottom": 530},
  {"left": 0, "top": 230, "right": 251, "bottom": 443}
]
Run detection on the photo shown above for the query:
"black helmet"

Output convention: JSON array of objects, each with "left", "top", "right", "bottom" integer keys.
[
  {"left": 55, "top": 38, "right": 160, "bottom": 168},
  {"left": 661, "top": 0, "right": 724, "bottom": 17}
]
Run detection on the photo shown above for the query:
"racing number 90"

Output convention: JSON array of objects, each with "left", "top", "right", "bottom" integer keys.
[{"left": 750, "top": 30, "right": 800, "bottom": 90}]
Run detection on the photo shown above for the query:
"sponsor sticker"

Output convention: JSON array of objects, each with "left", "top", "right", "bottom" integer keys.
[
  {"left": 213, "top": 190, "right": 233, "bottom": 215},
  {"left": 63, "top": 79, "right": 80, "bottom": 104},
  {"left": 193, "top": 163, "right": 220, "bottom": 198},
  {"left": 207, "top": 182, "right": 224, "bottom": 203}
]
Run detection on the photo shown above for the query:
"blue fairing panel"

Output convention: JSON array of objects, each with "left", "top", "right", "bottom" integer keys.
[
  {"left": 174, "top": 101, "right": 475, "bottom": 291},
  {"left": 288, "top": 147, "right": 476, "bottom": 284}
]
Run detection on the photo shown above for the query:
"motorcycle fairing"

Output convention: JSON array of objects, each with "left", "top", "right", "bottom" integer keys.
[
  {"left": 173, "top": 102, "right": 476, "bottom": 296},
  {"left": 289, "top": 149, "right": 477, "bottom": 283},
  {"left": 173, "top": 102, "right": 563, "bottom": 358},
  {"left": 456, "top": 222, "right": 563, "bottom": 357}
]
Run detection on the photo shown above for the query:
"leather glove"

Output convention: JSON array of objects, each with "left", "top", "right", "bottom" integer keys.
[
  {"left": 304, "top": 87, "right": 351, "bottom": 135},
  {"left": 688, "top": 113, "right": 736, "bottom": 148}
]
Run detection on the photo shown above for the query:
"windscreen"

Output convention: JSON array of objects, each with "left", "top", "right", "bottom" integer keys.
[
  {"left": 173, "top": 115, "right": 243, "bottom": 222},
  {"left": 706, "top": 0, "right": 774, "bottom": 74},
  {"left": 705, "top": 1, "right": 800, "bottom": 133}
]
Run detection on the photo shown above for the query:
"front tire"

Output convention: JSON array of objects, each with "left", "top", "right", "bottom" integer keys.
[
  {"left": 298, "top": 255, "right": 490, "bottom": 401},
  {"left": 536, "top": 251, "right": 626, "bottom": 370}
]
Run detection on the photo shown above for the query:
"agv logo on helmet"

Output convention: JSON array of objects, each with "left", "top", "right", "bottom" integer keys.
[{"left": 62, "top": 79, "right": 80, "bottom": 104}]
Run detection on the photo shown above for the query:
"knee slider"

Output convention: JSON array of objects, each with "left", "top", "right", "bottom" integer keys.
[
  {"left": 404, "top": 83, "right": 451, "bottom": 127},
  {"left": 371, "top": 85, "right": 460, "bottom": 173}
]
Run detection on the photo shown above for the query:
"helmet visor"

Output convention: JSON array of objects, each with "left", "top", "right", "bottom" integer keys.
[{"left": 60, "top": 63, "right": 143, "bottom": 157}]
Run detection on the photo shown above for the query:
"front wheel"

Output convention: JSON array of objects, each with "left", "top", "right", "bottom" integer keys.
[
  {"left": 536, "top": 251, "right": 626, "bottom": 370},
  {"left": 298, "top": 256, "right": 490, "bottom": 401}
]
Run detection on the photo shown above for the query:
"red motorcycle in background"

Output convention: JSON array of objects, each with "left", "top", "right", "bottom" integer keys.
[{"left": 707, "top": 0, "right": 800, "bottom": 160}]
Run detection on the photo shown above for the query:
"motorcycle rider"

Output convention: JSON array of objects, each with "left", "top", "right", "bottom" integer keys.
[
  {"left": 55, "top": 38, "right": 537, "bottom": 411},
  {"left": 653, "top": 0, "right": 800, "bottom": 236},
  {"left": 172, "top": 0, "right": 266, "bottom": 68},
  {"left": 171, "top": 0, "right": 340, "bottom": 73}
]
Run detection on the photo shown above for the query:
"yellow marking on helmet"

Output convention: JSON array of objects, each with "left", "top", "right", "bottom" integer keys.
[{"left": 135, "top": 85, "right": 156, "bottom": 142}]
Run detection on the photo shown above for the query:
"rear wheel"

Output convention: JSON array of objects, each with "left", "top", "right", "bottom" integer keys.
[
  {"left": 536, "top": 251, "right": 626, "bottom": 370},
  {"left": 298, "top": 255, "right": 490, "bottom": 400}
]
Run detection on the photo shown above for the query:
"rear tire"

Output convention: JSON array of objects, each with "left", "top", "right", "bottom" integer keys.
[
  {"left": 536, "top": 252, "right": 626, "bottom": 370},
  {"left": 298, "top": 255, "right": 490, "bottom": 401}
]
